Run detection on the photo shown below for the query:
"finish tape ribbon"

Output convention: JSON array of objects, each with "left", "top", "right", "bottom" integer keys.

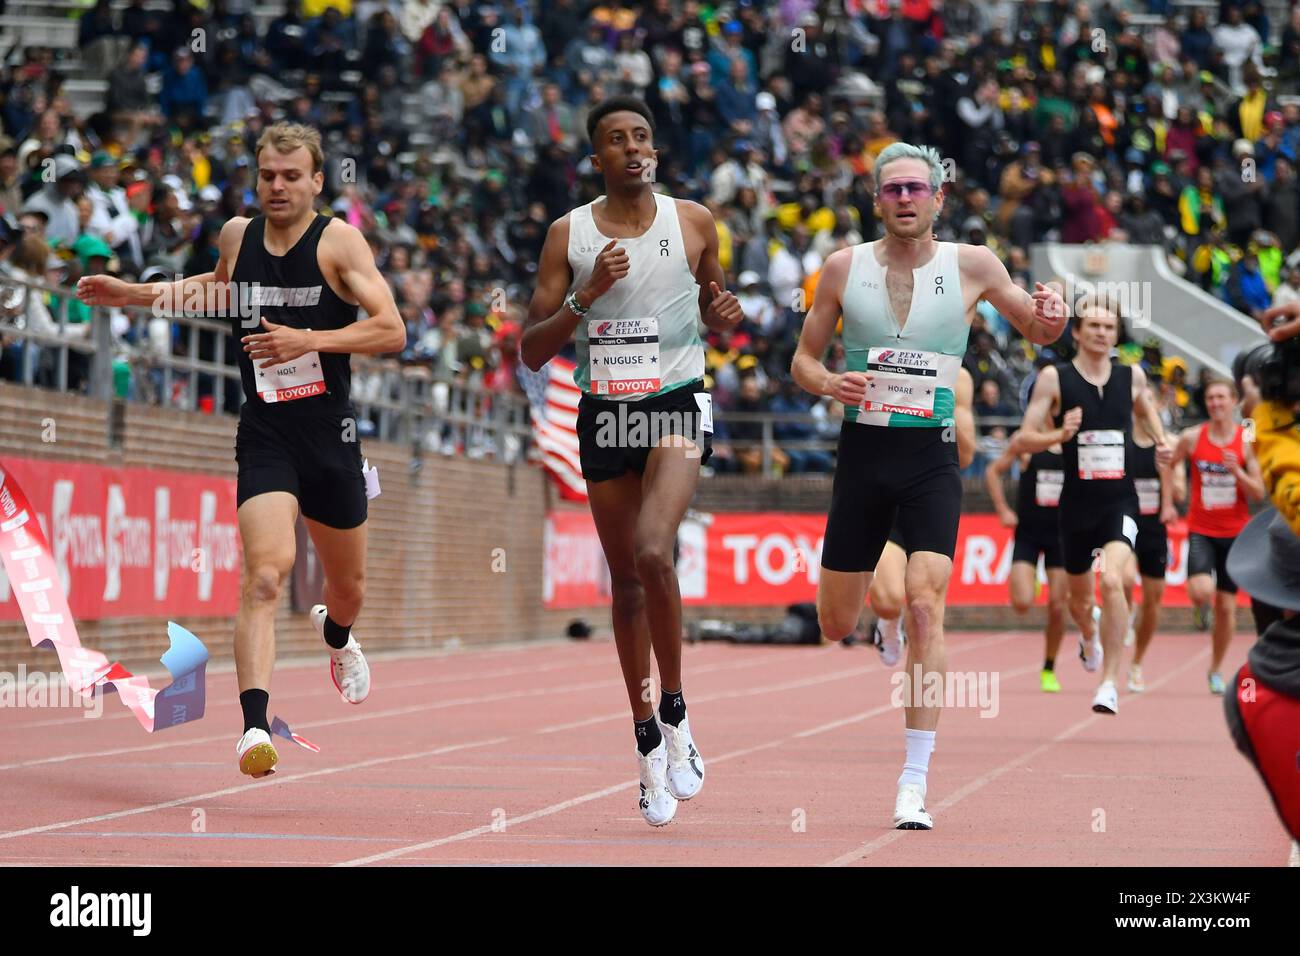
[
  {"left": 0, "top": 461, "right": 318, "bottom": 750},
  {"left": 0, "top": 463, "right": 208, "bottom": 730}
]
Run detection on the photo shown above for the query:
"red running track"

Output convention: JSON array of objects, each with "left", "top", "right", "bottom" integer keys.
[{"left": 0, "top": 630, "right": 1286, "bottom": 866}]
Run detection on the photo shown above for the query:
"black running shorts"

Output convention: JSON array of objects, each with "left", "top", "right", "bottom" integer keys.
[
  {"left": 576, "top": 381, "right": 713, "bottom": 483},
  {"left": 822, "top": 423, "right": 961, "bottom": 572},
  {"left": 1059, "top": 498, "right": 1138, "bottom": 576},
  {"left": 1132, "top": 515, "right": 1168, "bottom": 581},
  {"left": 1187, "top": 532, "right": 1238, "bottom": 594},
  {"left": 1012, "top": 521, "right": 1064, "bottom": 570},
  {"left": 235, "top": 406, "right": 368, "bottom": 530}
]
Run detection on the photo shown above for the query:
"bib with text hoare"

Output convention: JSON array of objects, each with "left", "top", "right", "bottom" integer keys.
[{"left": 860, "top": 348, "right": 956, "bottom": 419}]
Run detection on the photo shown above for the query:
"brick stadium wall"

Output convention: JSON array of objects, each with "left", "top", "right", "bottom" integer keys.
[
  {"left": 0, "top": 383, "right": 593, "bottom": 673},
  {"left": 0, "top": 384, "right": 1250, "bottom": 674}
]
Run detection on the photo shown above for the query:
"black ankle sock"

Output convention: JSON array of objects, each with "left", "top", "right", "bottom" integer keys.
[
  {"left": 658, "top": 687, "right": 686, "bottom": 727},
  {"left": 1044, "top": 659, "right": 1055, "bottom": 672},
  {"left": 634, "top": 715, "right": 662, "bottom": 755},
  {"left": 240, "top": 689, "right": 270, "bottom": 734},
  {"left": 323, "top": 615, "right": 351, "bottom": 650}
]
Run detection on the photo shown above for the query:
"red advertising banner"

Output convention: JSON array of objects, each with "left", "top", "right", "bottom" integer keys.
[
  {"left": 0, "top": 457, "right": 241, "bottom": 621},
  {"left": 543, "top": 510, "right": 1242, "bottom": 610}
]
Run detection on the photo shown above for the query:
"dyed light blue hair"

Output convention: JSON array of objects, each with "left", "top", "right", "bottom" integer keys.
[{"left": 875, "top": 143, "right": 945, "bottom": 193}]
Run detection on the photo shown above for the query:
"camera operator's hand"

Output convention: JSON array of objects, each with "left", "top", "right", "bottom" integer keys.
[{"left": 1258, "top": 300, "right": 1300, "bottom": 343}]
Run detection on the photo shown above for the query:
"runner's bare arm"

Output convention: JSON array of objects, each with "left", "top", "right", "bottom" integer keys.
[
  {"left": 1170, "top": 452, "right": 1188, "bottom": 504},
  {"left": 1169, "top": 426, "right": 1197, "bottom": 467},
  {"left": 76, "top": 217, "right": 250, "bottom": 309},
  {"left": 680, "top": 201, "right": 742, "bottom": 332},
  {"left": 984, "top": 442, "right": 1020, "bottom": 524},
  {"left": 1158, "top": 452, "right": 1179, "bottom": 523},
  {"left": 954, "top": 365, "right": 976, "bottom": 469},
  {"left": 964, "top": 245, "right": 1066, "bottom": 345},
  {"left": 310, "top": 221, "right": 407, "bottom": 355},
  {"left": 791, "top": 248, "right": 863, "bottom": 403},
  {"left": 521, "top": 217, "right": 581, "bottom": 371},
  {"left": 1234, "top": 434, "right": 1268, "bottom": 502},
  {"left": 1017, "top": 364, "right": 1071, "bottom": 450},
  {"left": 1168, "top": 426, "right": 1197, "bottom": 503},
  {"left": 1131, "top": 366, "right": 1172, "bottom": 460}
]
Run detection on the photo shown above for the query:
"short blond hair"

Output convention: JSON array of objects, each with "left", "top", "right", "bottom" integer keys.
[
  {"left": 255, "top": 122, "right": 324, "bottom": 175},
  {"left": 1204, "top": 376, "right": 1237, "bottom": 399}
]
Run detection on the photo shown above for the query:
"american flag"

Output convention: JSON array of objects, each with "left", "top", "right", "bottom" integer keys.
[{"left": 517, "top": 356, "right": 587, "bottom": 501}]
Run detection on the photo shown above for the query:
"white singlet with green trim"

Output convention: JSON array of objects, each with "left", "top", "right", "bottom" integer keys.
[
  {"left": 569, "top": 192, "right": 704, "bottom": 400},
  {"left": 840, "top": 240, "right": 970, "bottom": 427}
]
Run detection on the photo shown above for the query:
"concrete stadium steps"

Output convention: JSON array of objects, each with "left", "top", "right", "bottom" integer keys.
[{"left": 1030, "top": 242, "right": 1269, "bottom": 379}]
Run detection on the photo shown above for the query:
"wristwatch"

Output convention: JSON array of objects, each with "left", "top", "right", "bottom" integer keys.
[{"left": 565, "top": 291, "right": 590, "bottom": 317}]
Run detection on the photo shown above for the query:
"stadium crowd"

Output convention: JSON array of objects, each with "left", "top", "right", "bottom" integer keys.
[{"left": 0, "top": 0, "right": 1295, "bottom": 474}]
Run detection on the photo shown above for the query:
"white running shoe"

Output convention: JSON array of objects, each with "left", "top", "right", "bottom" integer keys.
[
  {"left": 1079, "top": 635, "right": 1103, "bottom": 673},
  {"left": 658, "top": 716, "right": 705, "bottom": 800},
  {"left": 1127, "top": 664, "right": 1145, "bottom": 693},
  {"left": 873, "top": 616, "right": 904, "bottom": 668},
  {"left": 1289, "top": 841, "right": 1299, "bottom": 868},
  {"left": 893, "top": 782, "right": 933, "bottom": 830},
  {"left": 312, "top": 604, "right": 371, "bottom": 704},
  {"left": 1091, "top": 681, "right": 1119, "bottom": 714},
  {"left": 236, "top": 728, "right": 278, "bottom": 778},
  {"left": 636, "top": 740, "right": 678, "bottom": 827}
]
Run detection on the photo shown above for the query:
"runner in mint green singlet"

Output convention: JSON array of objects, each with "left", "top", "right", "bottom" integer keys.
[{"left": 790, "top": 142, "right": 1068, "bottom": 833}]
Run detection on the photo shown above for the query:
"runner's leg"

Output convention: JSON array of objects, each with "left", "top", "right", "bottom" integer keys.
[
  {"left": 1008, "top": 561, "right": 1036, "bottom": 614},
  {"left": 1044, "top": 568, "right": 1069, "bottom": 664},
  {"left": 1097, "top": 540, "right": 1132, "bottom": 689},
  {"left": 1133, "top": 575, "right": 1165, "bottom": 666},
  {"left": 234, "top": 491, "right": 298, "bottom": 702},
  {"left": 902, "top": 551, "right": 953, "bottom": 733},
  {"left": 586, "top": 473, "right": 653, "bottom": 718},
  {"left": 635, "top": 437, "right": 702, "bottom": 696},
  {"left": 305, "top": 518, "right": 367, "bottom": 630}
]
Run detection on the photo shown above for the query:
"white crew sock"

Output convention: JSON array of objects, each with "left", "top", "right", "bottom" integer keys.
[
  {"left": 880, "top": 616, "right": 901, "bottom": 648},
  {"left": 898, "top": 728, "right": 937, "bottom": 791}
]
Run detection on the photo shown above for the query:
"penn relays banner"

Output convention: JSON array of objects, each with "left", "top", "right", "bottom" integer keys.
[
  {"left": 543, "top": 510, "right": 1240, "bottom": 610},
  {"left": 0, "top": 457, "right": 241, "bottom": 621}
]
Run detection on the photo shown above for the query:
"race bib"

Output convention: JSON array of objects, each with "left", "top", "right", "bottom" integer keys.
[
  {"left": 1135, "top": 478, "right": 1160, "bottom": 516},
  {"left": 1077, "top": 430, "right": 1125, "bottom": 479},
  {"left": 694, "top": 392, "right": 713, "bottom": 435},
  {"left": 861, "top": 348, "right": 943, "bottom": 418},
  {"left": 1201, "top": 468, "right": 1238, "bottom": 509},
  {"left": 256, "top": 344, "right": 326, "bottom": 403},
  {"left": 1035, "top": 469, "right": 1063, "bottom": 508},
  {"left": 588, "top": 317, "right": 660, "bottom": 396},
  {"left": 363, "top": 459, "right": 381, "bottom": 500}
]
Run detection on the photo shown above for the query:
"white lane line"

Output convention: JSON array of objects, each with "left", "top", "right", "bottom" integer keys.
[
  {"left": 334, "top": 634, "right": 1021, "bottom": 866},
  {"left": 822, "top": 648, "right": 1211, "bottom": 867}
]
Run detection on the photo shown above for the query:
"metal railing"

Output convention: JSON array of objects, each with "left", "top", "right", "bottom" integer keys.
[
  {"left": 0, "top": 272, "right": 533, "bottom": 460},
  {"left": 2, "top": 273, "right": 1068, "bottom": 477}
]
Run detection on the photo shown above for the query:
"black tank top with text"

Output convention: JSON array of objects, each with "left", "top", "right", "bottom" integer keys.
[
  {"left": 1127, "top": 436, "right": 1163, "bottom": 521},
  {"left": 1015, "top": 447, "right": 1065, "bottom": 532},
  {"left": 230, "top": 214, "right": 357, "bottom": 416},
  {"left": 1054, "top": 360, "right": 1137, "bottom": 510}
]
